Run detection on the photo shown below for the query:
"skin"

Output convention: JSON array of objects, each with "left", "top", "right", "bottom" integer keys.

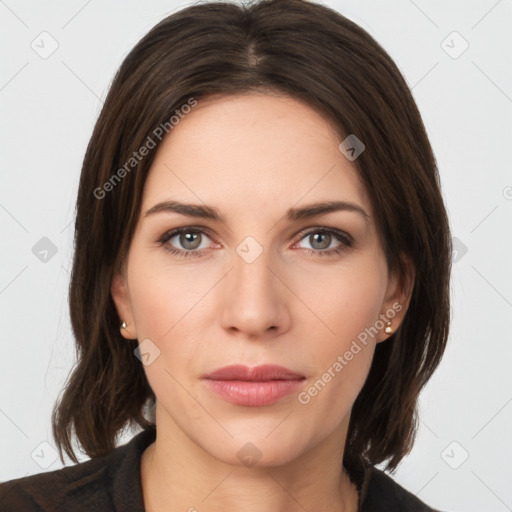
[{"left": 111, "top": 92, "right": 414, "bottom": 512}]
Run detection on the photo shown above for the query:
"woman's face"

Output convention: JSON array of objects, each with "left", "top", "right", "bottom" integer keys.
[{"left": 112, "top": 92, "right": 410, "bottom": 468}]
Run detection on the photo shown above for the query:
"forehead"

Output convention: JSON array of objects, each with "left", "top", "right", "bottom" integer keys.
[{"left": 142, "top": 93, "right": 371, "bottom": 218}]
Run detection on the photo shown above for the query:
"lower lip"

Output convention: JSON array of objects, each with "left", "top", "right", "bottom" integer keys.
[{"left": 204, "top": 379, "right": 304, "bottom": 406}]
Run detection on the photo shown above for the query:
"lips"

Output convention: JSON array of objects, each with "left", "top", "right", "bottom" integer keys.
[
  {"left": 202, "top": 364, "right": 306, "bottom": 406},
  {"left": 203, "top": 364, "right": 305, "bottom": 381}
]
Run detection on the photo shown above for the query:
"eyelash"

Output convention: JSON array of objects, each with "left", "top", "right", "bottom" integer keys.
[{"left": 157, "top": 226, "right": 353, "bottom": 259}]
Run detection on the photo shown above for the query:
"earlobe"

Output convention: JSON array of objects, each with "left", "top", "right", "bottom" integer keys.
[
  {"left": 376, "top": 256, "right": 415, "bottom": 343},
  {"left": 111, "top": 269, "right": 138, "bottom": 340}
]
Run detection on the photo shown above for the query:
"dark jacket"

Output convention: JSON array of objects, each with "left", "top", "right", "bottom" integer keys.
[{"left": 0, "top": 425, "right": 440, "bottom": 511}]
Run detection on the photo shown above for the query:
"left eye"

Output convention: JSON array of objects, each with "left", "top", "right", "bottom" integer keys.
[{"left": 294, "top": 229, "right": 353, "bottom": 255}]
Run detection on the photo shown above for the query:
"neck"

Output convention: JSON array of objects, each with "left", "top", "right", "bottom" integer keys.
[{"left": 140, "top": 405, "right": 359, "bottom": 512}]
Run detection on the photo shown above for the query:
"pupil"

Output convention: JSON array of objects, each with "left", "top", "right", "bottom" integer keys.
[
  {"left": 312, "top": 233, "right": 330, "bottom": 250},
  {"left": 182, "top": 232, "right": 200, "bottom": 250}
]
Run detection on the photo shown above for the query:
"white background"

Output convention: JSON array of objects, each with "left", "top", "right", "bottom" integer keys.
[{"left": 1, "top": 1, "right": 511, "bottom": 511}]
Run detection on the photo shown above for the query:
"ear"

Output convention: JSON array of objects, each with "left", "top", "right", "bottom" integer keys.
[
  {"left": 111, "top": 267, "right": 138, "bottom": 340},
  {"left": 375, "top": 254, "right": 415, "bottom": 343}
]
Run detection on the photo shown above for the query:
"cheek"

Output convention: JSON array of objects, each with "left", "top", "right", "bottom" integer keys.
[
  {"left": 127, "top": 246, "right": 207, "bottom": 339},
  {"left": 126, "top": 251, "right": 216, "bottom": 385},
  {"left": 293, "top": 261, "right": 385, "bottom": 407},
  {"left": 296, "top": 259, "right": 386, "bottom": 345}
]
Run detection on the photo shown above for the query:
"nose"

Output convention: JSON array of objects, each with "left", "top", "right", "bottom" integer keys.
[{"left": 219, "top": 243, "right": 291, "bottom": 339}]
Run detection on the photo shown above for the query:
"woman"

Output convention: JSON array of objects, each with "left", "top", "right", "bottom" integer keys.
[{"left": 0, "top": 0, "right": 451, "bottom": 510}]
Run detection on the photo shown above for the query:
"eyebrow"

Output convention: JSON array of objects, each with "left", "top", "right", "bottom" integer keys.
[{"left": 144, "top": 200, "right": 370, "bottom": 224}]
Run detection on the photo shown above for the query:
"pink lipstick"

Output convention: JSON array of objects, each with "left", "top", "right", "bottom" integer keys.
[{"left": 202, "top": 364, "right": 305, "bottom": 407}]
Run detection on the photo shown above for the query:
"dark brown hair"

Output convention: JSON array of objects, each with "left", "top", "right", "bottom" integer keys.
[{"left": 52, "top": 0, "right": 451, "bottom": 471}]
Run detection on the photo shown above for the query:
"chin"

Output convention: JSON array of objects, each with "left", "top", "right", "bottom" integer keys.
[{"left": 200, "top": 425, "right": 313, "bottom": 469}]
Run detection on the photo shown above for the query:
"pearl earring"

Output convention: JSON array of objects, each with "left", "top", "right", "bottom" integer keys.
[
  {"left": 384, "top": 321, "right": 393, "bottom": 335},
  {"left": 120, "top": 321, "right": 127, "bottom": 330}
]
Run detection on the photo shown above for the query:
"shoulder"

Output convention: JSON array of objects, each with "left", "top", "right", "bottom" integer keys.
[
  {"left": 0, "top": 426, "right": 155, "bottom": 512},
  {"left": 0, "top": 454, "right": 114, "bottom": 512},
  {"left": 361, "top": 465, "right": 441, "bottom": 512}
]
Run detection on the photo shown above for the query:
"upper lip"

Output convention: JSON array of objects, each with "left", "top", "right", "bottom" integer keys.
[{"left": 203, "top": 364, "right": 305, "bottom": 381}]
